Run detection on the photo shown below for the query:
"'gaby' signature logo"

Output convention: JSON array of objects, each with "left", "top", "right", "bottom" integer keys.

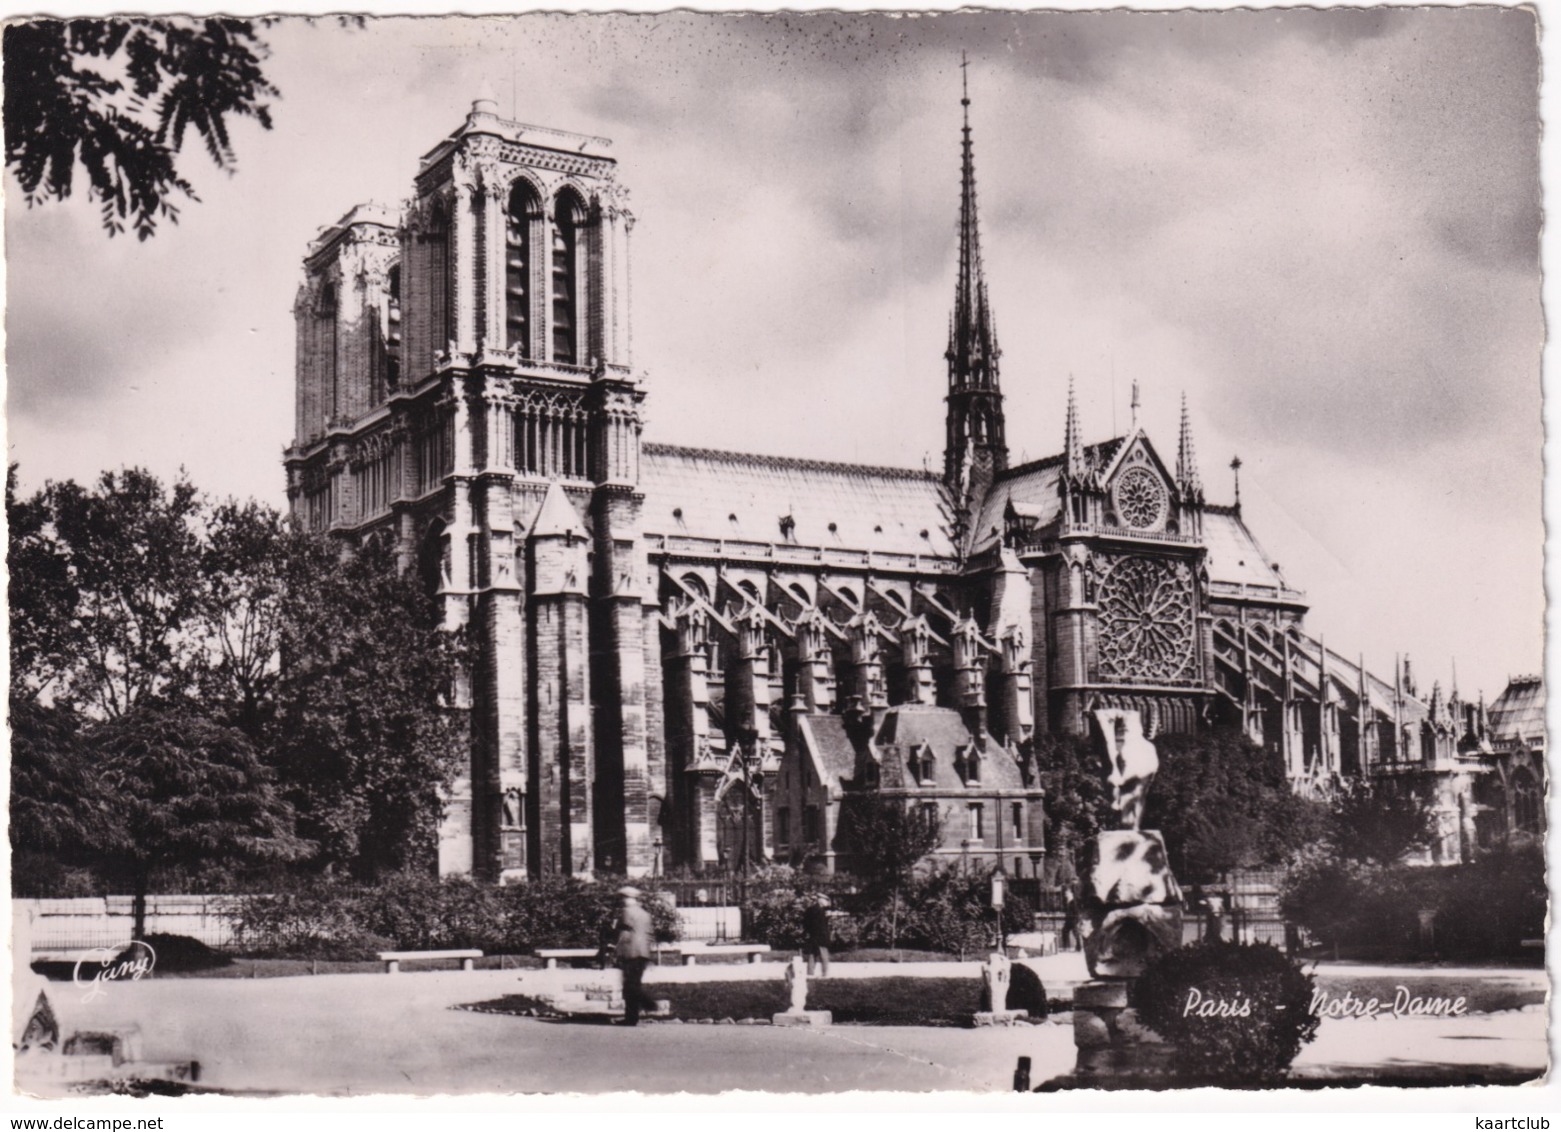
[{"left": 73, "top": 940, "right": 157, "bottom": 1003}]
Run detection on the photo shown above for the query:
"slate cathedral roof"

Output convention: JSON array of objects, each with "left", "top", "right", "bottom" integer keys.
[
  {"left": 642, "top": 438, "right": 1290, "bottom": 596},
  {"left": 640, "top": 443, "right": 958, "bottom": 559}
]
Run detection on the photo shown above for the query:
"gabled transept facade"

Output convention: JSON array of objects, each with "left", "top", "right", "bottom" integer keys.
[{"left": 285, "top": 94, "right": 1539, "bottom": 882}]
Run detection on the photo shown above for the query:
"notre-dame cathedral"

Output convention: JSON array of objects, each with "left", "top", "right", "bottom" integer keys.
[{"left": 285, "top": 94, "right": 1544, "bottom": 882}]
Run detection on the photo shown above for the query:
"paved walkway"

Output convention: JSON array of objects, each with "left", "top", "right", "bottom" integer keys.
[{"left": 18, "top": 959, "right": 1547, "bottom": 1096}]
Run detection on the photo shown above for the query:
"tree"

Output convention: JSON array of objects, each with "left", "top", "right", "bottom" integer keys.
[
  {"left": 31, "top": 468, "right": 205, "bottom": 718},
  {"left": 8, "top": 696, "right": 104, "bottom": 860},
  {"left": 4, "top": 18, "right": 277, "bottom": 238},
  {"left": 836, "top": 791, "right": 944, "bottom": 949},
  {"left": 1031, "top": 732, "right": 1114, "bottom": 878},
  {"left": 194, "top": 500, "right": 290, "bottom": 739},
  {"left": 7, "top": 465, "right": 78, "bottom": 703},
  {"left": 86, "top": 700, "right": 308, "bottom": 938},
  {"left": 271, "top": 533, "right": 463, "bottom": 877},
  {"left": 1145, "top": 727, "right": 1328, "bottom": 879},
  {"left": 1327, "top": 776, "right": 1437, "bottom": 866}
]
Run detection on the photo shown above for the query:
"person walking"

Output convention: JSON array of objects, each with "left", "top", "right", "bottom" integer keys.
[
  {"left": 613, "top": 886, "right": 655, "bottom": 1026},
  {"left": 802, "top": 893, "right": 832, "bottom": 977},
  {"left": 1060, "top": 884, "right": 1081, "bottom": 952}
]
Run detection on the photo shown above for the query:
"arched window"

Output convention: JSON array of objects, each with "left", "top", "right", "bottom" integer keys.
[
  {"left": 552, "top": 191, "right": 585, "bottom": 365},
  {"left": 425, "top": 200, "right": 451, "bottom": 364},
  {"left": 1511, "top": 767, "right": 1542, "bottom": 835},
  {"left": 506, "top": 182, "right": 539, "bottom": 357},
  {"left": 385, "top": 264, "right": 401, "bottom": 389}
]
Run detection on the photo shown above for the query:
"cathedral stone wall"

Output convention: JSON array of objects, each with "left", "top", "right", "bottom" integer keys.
[{"left": 285, "top": 99, "right": 1539, "bottom": 882}]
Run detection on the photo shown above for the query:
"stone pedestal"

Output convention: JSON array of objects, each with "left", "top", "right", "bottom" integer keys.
[
  {"left": 1071, "top": 979, "right": 1173, "bottom": 1079},
  {"left": 772, "top": 1010, "right": 832, "bottom": 1027}
]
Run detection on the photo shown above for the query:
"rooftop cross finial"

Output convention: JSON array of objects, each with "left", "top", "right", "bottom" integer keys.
[
  {"left": 1230, "top": 454, "right": 1243, "bottom": 511},
  {"left": 1130, "top": 379, "right": 1141, "bottom": 430}
]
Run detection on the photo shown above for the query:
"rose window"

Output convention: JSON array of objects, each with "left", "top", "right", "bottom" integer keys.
[
  {"left": 1097, "top": 556, "right": 1196, "bottom": 683},
  {"left": 1112, "top": 466, "right": 1168, "bottom": 530}
]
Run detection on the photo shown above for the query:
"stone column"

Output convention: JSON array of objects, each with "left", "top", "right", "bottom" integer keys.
[{"left": 528, "top": 484, "right": 594, "bottom": 876}]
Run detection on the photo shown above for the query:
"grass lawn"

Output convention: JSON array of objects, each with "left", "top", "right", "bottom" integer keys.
[
  {"left": 464, "top": 976, "right": 1004, "bottom": 1026},
  {"left": 1311, "top": 971, "right": 1543, "bottom": 1016},
  {"left": 33, "top": 955, "right": 545, "bottom": 980}
]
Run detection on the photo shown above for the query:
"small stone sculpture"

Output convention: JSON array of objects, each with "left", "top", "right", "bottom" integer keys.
[
  {"left": 785, "top": 955, "right": 808, "bottom": 1014},
  {"left": 982, "top": 952, "right": 1012, "bottom": 1012}
]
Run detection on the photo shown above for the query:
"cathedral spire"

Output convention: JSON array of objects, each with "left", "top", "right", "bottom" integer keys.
[
  {"left": 1064, "top": 376, "right": 1085, "bottom": 479},
  {"left": 944, "top": 53, "right": 1007, "bottom": 492},
  {"left": 1176, "top": 392, "right": 1202, "bottom": 496}
]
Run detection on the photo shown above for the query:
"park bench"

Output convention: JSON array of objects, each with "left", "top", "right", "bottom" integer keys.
[
  {"left": 537, "top": 944, "right": 687, "bottom": 967},
  {"left": 377, "top": 949, "right": 482, "bottom": 974},
  {"left": 535, "top": 948, "right": 601, "bottom": 969},
  {"left": 681, "top": 943, "right": 771, "bottom": 965}
]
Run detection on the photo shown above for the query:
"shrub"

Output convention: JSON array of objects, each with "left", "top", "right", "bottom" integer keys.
[
  {"left": 1006, "top": 961, "right": 1049, "bottom": 1018},
  {"left": 230, "top": 879, "right": 394, "bottom": 959},
  {"left": 1431, "top": 841, "right": 1546, "bottom": 959},
  {"left": 738, "top": 867, "right": 858, "bottom": 948},
  {"left": 1136, "top": 940, "right": 1319, "bottom": 1084},
  {"left": 117, "top": 933, "right": 231, "bottom": 972},
  {"left": 231, "top": 873, "right": 679, "bottom": 958},
  {"left": 1281, "top": 844, "right": 1547, "bottom": 960}
]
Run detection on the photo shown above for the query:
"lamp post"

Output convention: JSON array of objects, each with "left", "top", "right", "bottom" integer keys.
[{"left": 992, "top": 868, "right": 1007, "bottom": 955}]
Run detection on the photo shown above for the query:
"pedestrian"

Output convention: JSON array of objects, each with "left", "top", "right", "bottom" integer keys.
[
  {"left": 613, "top": 886, "right": 656, "bottom": 1026},
  {"left": 1206, "top": 890, "right": 1227, "bottom": 943},
  {"left": 1060, "top": 884, "right": 1080, "bottom": 952},
  {"left": 802, "top": 892, "right": 832, "bottom": 977}
]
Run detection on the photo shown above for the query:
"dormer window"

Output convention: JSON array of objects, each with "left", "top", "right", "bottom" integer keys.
[
  {"left": 956, "top": 743, "right": 981, "bottom": 785},
  {"left": 907, "top": 743, "right": 935, "bottom": 786}
]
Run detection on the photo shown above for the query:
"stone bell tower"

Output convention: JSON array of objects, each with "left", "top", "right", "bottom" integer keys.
[{"left": 396, "top": 98, "right": 654, "bottom": 881}]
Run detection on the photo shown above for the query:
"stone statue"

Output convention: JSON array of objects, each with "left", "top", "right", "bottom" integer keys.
[
  {"left": 1098, "top": 708, "right": 1158, "bottom": 831},
  {"left": 1080, "top": 710, "right": 1183, "bottom": 980},
  {"left": 784, "top": 955, "right": 809, "bottom": 1013},
  {"left": 981, "top": 952, "right": 1012, "bottom": 1013}
]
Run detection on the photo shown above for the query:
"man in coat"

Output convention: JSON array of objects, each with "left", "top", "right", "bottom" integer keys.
[{"left": 614, "top": 886, "right": 656, "bottom": 1025}]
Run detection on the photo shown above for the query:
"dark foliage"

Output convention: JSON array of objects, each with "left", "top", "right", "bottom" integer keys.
[
  {"left": 740, "top": 868, "right": 860, "bottom": 950},
  {"left": 231, "top": 874, "right": 681, "bottom": 959},
  {"left": 4, "top": 18, "right": 276, "bottom": 238},
  {"left": 834, "top": 792, "right": 943, "bottom": 949},
  {"left": 8, "top": 697, "right": 102, "bottom": 860},
  {"left": 1326, "top": 776, "right": 1438, "bottom": 866},
  {"left": 470, "top": 977, "right": 989, "bottom": 1026},
  {"left": 1031, "top": 731, "right": 1114, "bottom": 868},
  {"left": 1136, "top": 940, "right": 1319, "bottom": 1083},
  {"left": 1280, "top": 842, "right": 1546, "bottom": 959},
  {"left": 270, "top": 534, "right": 463, "bottom": 877},
  {"left": 1006, "top": 961, "right": 1049, "bottom": 1018},
  {"left": 7, "top": 466, "right": 77, "bottom": 703},
  {"left": 759, "top": 866, "right": 1031, "bottom": 957},
  {"left": 836, "top": 790, "right": 943, "bottom": 891},
  {"left": 12, "top": 468, "right": 204, "bottom": 718},
  {"left": 117, "top": 933, "right": 231, "bottom": 972},
  {"left": 1146, "top": 727, "right": 1328, "bottom": 878},
  {"left": 86, "top": 701, "right": 308, "bottom": 937}
]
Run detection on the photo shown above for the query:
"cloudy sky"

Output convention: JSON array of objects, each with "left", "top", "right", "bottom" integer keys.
[{"left": 5, "top": 9, "right": 1544, "bottom": 701}]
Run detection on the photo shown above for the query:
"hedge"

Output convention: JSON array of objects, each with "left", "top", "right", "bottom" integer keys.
[
  {"left": 1279, "top": 842, "right": 1545, "bottom": 959},
  {"left": 1136, "top": 940, "right": 1319, "bottom": 1083},
  {"left": 231, "top": 873, "right": 680, "bottom": 959}
]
